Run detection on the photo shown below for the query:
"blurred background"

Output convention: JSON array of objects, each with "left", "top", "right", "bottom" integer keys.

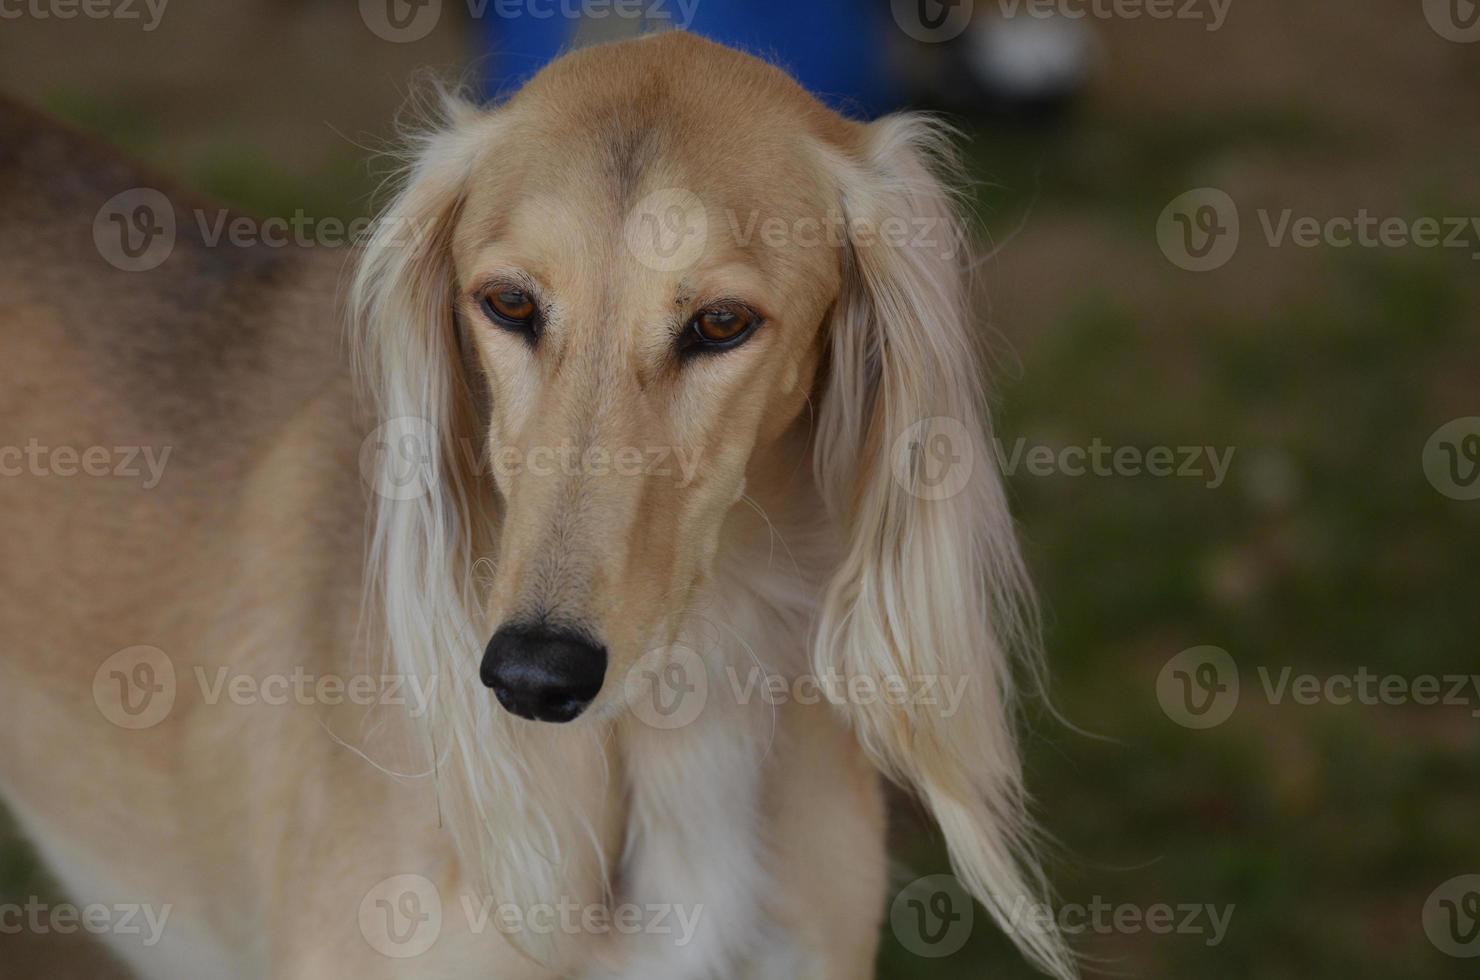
[{"left": 2, "top": 1, "right": 1478, "bottom": 977}]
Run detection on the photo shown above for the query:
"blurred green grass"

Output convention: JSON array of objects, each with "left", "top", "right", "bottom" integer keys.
[{"left": 871, "top": 113, "right": 1480, "bottom": 979}]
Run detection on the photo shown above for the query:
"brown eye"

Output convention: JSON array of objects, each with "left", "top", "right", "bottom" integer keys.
[
  {"left": 484, "top": 289, "right": 536, "bottom": 324},
  {"left": 686, "top": 305, "right": 760, "bottom": 352}
]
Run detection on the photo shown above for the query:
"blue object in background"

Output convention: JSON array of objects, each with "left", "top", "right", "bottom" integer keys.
[{"left": 477, "top": 1, "right": 897, "bottom": 118}]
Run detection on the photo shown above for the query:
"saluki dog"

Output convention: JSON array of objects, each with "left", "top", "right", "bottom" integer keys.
[{"left": 0, "top": 31, "right": 1073, "bottom": 980}]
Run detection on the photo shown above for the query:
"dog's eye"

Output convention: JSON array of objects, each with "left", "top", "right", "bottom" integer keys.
[
  {"left": 683, "top": 305, "right": 761, "bottom": 354},
  {"left": 481, "top": 288, "right": 540, "bottom": 338}
]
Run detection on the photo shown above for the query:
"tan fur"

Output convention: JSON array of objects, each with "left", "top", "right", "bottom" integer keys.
[{"left": 0, "top": 31, "right": 1070, "bottom": 980}]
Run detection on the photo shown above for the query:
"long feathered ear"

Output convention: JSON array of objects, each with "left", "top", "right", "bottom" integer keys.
[
  {"left": 349, "top": 91, "right": 609, "bottom": 972},
  {"left": 351, "top": 89, "right": 491, "bottom": 539},
  {"left": 813, "top": 115, "right": 1077, "bottom": 980}
]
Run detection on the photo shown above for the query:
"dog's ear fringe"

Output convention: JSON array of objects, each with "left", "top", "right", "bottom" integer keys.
[
  {"left": 812, "top": 114, "right": 1078, "bottom": 980},
  {"left": 347, "top": 94, "right": 610, "bottom": 973}
]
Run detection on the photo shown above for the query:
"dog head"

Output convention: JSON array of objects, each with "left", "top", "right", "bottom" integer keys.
[
  {"left": 359, "top": 34, "right": 866, "bottom": 723},
  {"left": 354, "top": 32, "right": 1072, "bottom": 979},
  {"left": 449, "top": 42, "right": 851, "bottom": 725}
]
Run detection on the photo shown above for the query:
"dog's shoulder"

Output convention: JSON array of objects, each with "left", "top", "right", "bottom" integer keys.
[{"left": 0, "top": 94, "right": 348, "bottom": 460}]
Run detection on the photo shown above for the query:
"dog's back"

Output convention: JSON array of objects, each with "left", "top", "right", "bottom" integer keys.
[
  {"left": 0, "top": 92, "right": 358, "bottom": 661},
  {"left": 0, "top": 98, "right": 370, "bottom": 978},
  {"left": 0, "top": 95, "right": 349, "bottom": 463}
]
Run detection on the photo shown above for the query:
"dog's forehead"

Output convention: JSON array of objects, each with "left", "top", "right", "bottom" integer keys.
[
  {"left": 465, "top": 36, "right": 853, "bottom": 234},
  {"left": 512, "top": 30, "right": 854, "bottom": 148},
  {"left": 467, "top": 91, "right": 833, "bottom": 236}
]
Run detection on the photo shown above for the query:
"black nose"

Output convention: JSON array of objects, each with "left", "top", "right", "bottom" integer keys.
[{"left": 479, "top": 624, "right": 607, "bottom": 723}]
